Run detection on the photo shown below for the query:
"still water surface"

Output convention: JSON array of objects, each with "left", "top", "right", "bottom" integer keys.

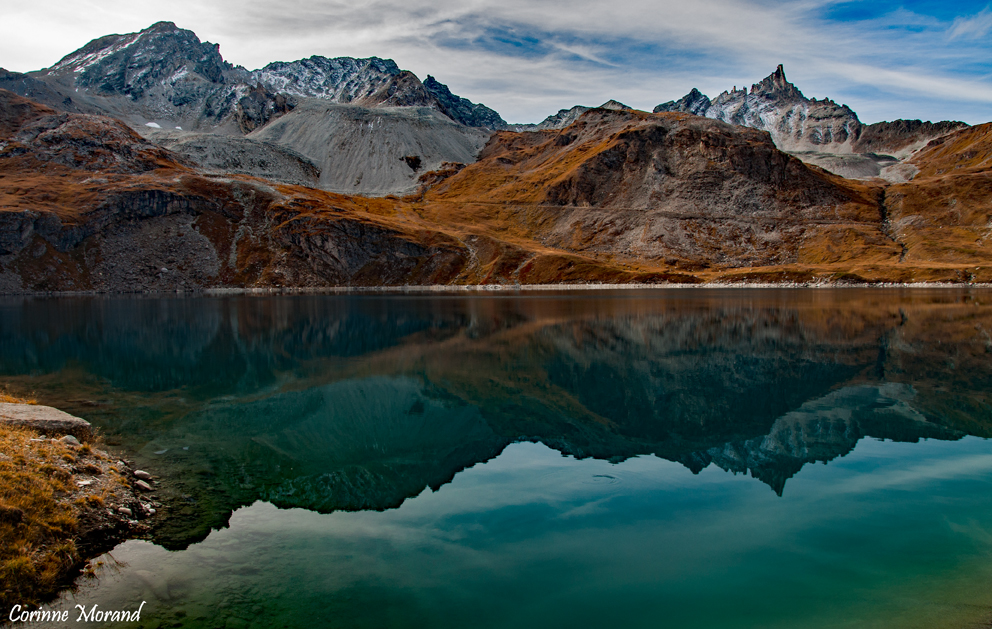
[{"left": 2, "top": 289, "right": 992, "bottom": 628}]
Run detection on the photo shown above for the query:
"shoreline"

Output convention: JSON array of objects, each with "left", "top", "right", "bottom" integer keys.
[
  {"left": 2, "top": 280, "right": 992, "bottom": 298},
  {"left": 0, "top": 403, "right": 157, "bottom": 609}
]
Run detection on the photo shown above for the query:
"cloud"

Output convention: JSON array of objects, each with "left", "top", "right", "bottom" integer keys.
[{"left": 949, "top": 6, "right": 992, "bottom": 39}]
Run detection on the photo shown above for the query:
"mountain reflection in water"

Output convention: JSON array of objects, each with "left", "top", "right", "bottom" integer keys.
[{"left": 1, "top": 289, "right": 989, "bottom": 549}]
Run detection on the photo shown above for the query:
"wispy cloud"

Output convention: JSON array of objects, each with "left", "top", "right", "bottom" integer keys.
[{"left": 949, "top": 6, "right": 992, "bottom": 39}]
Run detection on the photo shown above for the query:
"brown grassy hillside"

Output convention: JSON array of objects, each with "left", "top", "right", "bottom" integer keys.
[{"left": 879, "top": 123, "right": 992, "bottom": 280}]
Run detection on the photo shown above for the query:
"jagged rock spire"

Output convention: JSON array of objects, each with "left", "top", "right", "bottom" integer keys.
[{"left": 750, "top": 64, "right": 803, "bottom": 100}]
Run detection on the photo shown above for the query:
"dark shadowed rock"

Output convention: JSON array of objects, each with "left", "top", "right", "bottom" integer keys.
[
  {"left": 423, "top": 75, "right": 507, "bottom": 128},
  {"left": 235, "top": 85, "right": 297, "bottom": 133}
]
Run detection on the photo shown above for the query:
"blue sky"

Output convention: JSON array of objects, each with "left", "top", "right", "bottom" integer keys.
[{"left": 3, "top": 0, "right": 992, "bottom": 124}]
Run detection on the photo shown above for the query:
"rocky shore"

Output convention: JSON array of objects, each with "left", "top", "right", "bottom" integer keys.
[
  {"left": 0, "top": 400, "right": 158, "bottom": 609},
  {"left": 4, "top": 280, "right": 992, "bottom": 299}
]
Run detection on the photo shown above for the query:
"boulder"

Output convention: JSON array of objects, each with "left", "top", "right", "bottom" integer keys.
[{"left": 0, "top": 403, "right": 93, "bottom": 441}]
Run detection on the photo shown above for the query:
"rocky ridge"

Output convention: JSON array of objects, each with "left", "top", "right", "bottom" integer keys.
[
  {"left": 508, "top": 99, "right": 633, "bottom": 132},
  {"left": 654, "top": 65, "right": 968, "bottom": 178},
  {"left": 419, "top": 107, "right": 895, "bottom": 271},
  {"left": 0, "top": 21, "right": 504, "bottom": 133}
]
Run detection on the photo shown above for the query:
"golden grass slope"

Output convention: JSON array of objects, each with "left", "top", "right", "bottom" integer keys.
[{"left": 881, "top": 123, "right": 992, "bottom": 279}]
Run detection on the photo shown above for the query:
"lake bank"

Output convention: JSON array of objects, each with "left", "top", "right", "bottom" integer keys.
[
  {"left": 2, "top": 279, "right": 992, "bottom": 298},
  {"left": 0, "top": 397, "right": 156, "bottom": 610}
]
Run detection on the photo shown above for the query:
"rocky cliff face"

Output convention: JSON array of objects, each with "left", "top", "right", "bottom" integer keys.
[
  {"left": 422, "top": 75, "right": 506, "bottom": 129},
  {"left": 422, "top": 108, "right": 895, "bottom": 270}
]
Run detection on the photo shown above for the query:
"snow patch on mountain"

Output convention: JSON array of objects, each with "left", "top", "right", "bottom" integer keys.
[
  {"left": 252, "top": 57, "right": 401, "bottom": 102},
  {"left": 51, "top": 33, "right": 143, "bottom": 74}
]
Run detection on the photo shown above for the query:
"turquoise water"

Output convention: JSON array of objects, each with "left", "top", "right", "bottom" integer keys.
[{"left": 2, "top": 289, "right": 992, "bottom": 628}]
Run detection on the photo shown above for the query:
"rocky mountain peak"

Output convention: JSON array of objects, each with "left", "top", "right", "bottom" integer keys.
[
  {"left": 653, "top": 65, "right": 863, "bottom": 153},
  {"left": 48, "top": 21, "right": 229, "bottom": 85},
  {"left": 653, "top": 88, "right": 711, "bottom": 116},
  {"left": 646, "top": 65, "right": 967, "bottom": 177},
  {"left": 43, "top": 20, "right": 234, "bottom": 109},
  {"left": 144, "top": 21, "right": 182, "bottom": 34},
  {"left": 598, "top": 100, "right": 632, "bottom": 111},
  {"left": 750, "top": 64, "right": 802, "bottom": 100}
]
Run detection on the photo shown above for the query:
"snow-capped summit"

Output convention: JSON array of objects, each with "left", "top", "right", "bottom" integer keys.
[{"left": 4, "top": 21, "right": 504, "bottom": 132}]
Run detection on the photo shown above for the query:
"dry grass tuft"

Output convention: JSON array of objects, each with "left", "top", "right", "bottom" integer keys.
[
  {"left": 0, "top": 423, "right": 81, "bottom": 608},
  {"left": 0, "top": 390, "right": 37, "bottom": 405}
]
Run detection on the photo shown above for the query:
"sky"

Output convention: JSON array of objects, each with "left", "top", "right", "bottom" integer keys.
[{"left": 2, "top": 0, "right": 992, "bottom": 124}]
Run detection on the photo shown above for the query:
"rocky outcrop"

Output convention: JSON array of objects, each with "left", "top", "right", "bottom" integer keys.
[
  {"left": 3, "top": 104, "right": 190, "bottom": 175},
  {"left": 0, "top": 86, "right": 58, "bottom": 135},
  {"left": 654, "top": 88, "right": 711, "bottom": 117},
  {"left": 234, "top": 85, "right": 297, "bottom": 133}
]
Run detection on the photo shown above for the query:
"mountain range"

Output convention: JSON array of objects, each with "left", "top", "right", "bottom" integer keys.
[{"left": 1, "top": 21, "right": 991, "bottom": 291}]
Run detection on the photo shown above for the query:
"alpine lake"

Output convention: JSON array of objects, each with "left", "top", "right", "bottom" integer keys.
[{"left": 3, "top": 288, "right": 992, "bottom": 629}]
